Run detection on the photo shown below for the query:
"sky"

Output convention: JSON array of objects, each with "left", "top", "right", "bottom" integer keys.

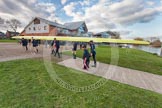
[{"left": 0, "top": 0, "right": 162, "bottom": 39}]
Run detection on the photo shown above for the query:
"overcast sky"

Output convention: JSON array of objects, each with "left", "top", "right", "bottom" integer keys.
[{"left": 0, "top": 0, "right": 162, "bottom": 39}]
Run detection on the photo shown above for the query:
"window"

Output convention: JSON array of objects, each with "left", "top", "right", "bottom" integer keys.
[
  {"left": 34, "top": 19, "right": 40, "bottom": 24},
  {"left": 33, "top": 27, "right": 36, "bottom": 31},
  {"left": 29, "top": 27, "right": 31, "bottom": 31},
  {"left": 44, "top": 26, "right": 47, "bottom": 30}
]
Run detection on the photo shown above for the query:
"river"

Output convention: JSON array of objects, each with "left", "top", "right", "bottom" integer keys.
[{"left": 133, "top": 46, "right": 162, "bottom": 56}]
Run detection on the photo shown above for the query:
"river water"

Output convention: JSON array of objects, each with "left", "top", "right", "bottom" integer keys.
[{"left": 133, "top": 46, "right": 162, "bottom": 56}]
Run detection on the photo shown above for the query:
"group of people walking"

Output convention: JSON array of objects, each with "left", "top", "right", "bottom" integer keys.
[
  {"left": 51, "top": 38, "right": 61, "bottom": 58},
  {"left": 21, "top": 37, "right": 39, "bottom": 54},
  {"left": 50, "top": 38, "right": 97, "bottom": 70},
  {"left": 82, "top": 40, "right": 97, "bottom": 70},
  {"left": 71, "top": 40, "right": 97, "bottom": 70},
  {"left": 21, "top": 37, "right": 97, "bottom": 70}
]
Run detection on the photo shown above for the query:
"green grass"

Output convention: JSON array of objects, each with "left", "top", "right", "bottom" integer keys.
[
  {"left": 64, "top": 46, "right": 162, "bottom": 75},
  {"left": 0, "top": 39, "right": 18, "bottom": 43},
  {"left": 0, "top": 59, "right": 162, "bottom": 107}
]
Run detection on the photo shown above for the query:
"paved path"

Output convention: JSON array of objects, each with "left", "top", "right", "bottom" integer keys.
[
  {"left": 58, "top": 58, "right": 162, "bottom": 94},
  {"left": 0, "top": 43, "right": 71, "bottom": 62}
]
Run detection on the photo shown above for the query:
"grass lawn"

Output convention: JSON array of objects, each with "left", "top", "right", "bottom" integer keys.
[
  {"left": 64, "top": 46, "right": 162, "bottom": 75},
  {"left": 0, "top": 39, "right": 18, "bottom": 43},
  {"left": 0, "top": 59, "right": 162, "bottom": 107}
]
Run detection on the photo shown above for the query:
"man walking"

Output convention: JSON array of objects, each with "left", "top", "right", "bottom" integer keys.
[
  {"left": 51, "top": 38, "right": 56, "bottom": 54},
  {"left": 90, "top": 40, "right": 96, "bottom": 67},
  {"left": 21, "top": 38, "right": 28, "bottom": 51},
  {"left": 32, "top": 38, "right": 39, "bottom": 54},
  {"left": 72, "top": 42, "right": 78, "bottom": 59},
  {"left": 54, "top": 38, "right": 61, "bottom": 58}
]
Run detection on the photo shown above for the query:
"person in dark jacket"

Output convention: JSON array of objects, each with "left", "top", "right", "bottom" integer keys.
[
  {"left": 54, "top": 38, "right": 61, "bottom": 58},
  {"left": 82, "top": 45, "right": 90, "bottom": 70},
  {"left": 21, "top": 38, "right": 28, "bottom": 51},
  {"left": 72, "top": 42, "right": 78, "bottom": 59},
  {"left": 90, "top": 40, "right": 96, "bottom": 67},
  {"left": 32, "top": 38, "right": 39, "bottom": 53},
  {"left": 51, "top": 38, "right": 56, "bottom": 54}
]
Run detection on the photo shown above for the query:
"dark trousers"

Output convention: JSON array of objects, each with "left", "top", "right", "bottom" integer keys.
[
  {"left": 51, "top": 49, "right": 56, "bottom": 54},
  {"left": 54, "top": 48, "right": 60, "bottom": 58},
  {"left": 92, "top": 54, "right": 96, "bottom": 65},
  {"left": 23, "top": 45, "right": 28, "bottom": 51},
  {"left": 25, "top": 46, "right": 28, "bottom": 51}
]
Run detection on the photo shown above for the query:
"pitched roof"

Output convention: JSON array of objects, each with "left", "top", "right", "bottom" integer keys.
[
  {"left": 64, "top": 21, "right": 85, "bottom": 30},
  {"left": 37, "top": 17, "right": 67, "bottom": 29},
  {"left": 23, "top": 17, "right": 85, "bottom": 31}
]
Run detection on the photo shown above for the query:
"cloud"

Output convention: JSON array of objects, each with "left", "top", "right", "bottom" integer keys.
[
  {"left": 0, "top": 17, "right": 5, "bottom": 24},
  {"left": 1, "top": 0, "right": 162, "bottom": 35},
  {"left": 36, "top": 2, "right": 56, "bottom": 13},
  {"left": 146, "top": 1, "right": 155, "bottom": 6},
  {"left": 61, "top": 0, "right": 67, "bottom": 5},
  {"left": 79, "top": 0, "right": 90, "bottom": 6},
  {"left": 119, "top": 30, "right": 132, "bottom": 36},
  {"left": 63, "top": 0, "right": 162, "bottom": 33},
  {"left": 0, "top": 0, "right": 59, "bottom": 32},
  {"left": 63, "top": 2, "right": 78, "bottom": 17}
]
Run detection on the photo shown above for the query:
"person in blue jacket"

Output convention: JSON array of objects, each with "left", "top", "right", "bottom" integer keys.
[
  {"left": 51, "top": 38, "right": 56, "bottom": 54},
  {"left": 82, "top": 45, "right": 90, "bottom": 70},
  {"left": 21, "top": 38, "right": 28, "bottom": 51},
  {"left": 54, "top": 38, "right": 61, "bottom": 58},
  {"left": 32, "top": 38, "right": 39, "bottom": 53},
  {"left": 90, "top": 40, "right": 96, "bottom": 67}
]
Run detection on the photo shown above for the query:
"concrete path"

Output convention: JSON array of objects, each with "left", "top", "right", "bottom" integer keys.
[
  {"left": 0, "top": 43, "right": 71, "bottom": 62},
  {"left": 58, "top": 58, "right": 162, "bottom": 94}
]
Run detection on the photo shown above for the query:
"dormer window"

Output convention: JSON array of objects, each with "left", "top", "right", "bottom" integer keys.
[{"left": 34, "top": 18, "right": 40, "bottom": 24}]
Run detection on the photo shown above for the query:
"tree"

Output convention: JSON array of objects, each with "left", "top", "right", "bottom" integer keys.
[
  {"left": 6, "top": 19, "right": 21, "bottom": 33},
  {"left": 134, "top": 37, "right": 144, "bottom": 41},
  {"left": 151, "top": 39, "right": 161, "bottom": 47}
]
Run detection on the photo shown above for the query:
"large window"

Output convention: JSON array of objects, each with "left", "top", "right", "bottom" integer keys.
[{"left": 78, "top": 24, "right": 85, "bottom": 33}]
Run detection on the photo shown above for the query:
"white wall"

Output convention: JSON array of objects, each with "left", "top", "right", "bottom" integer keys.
[{"left": 25, "top": 20, "right": 49, "bottom": 34}]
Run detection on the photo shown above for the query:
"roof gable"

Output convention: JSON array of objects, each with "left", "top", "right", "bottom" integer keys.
[
  {"left": 37, "top": 17, "right": 67, "bottom": 29},
  {"left": 64, "top": 21, "right": 85, "bottom": 30},
  {"left": 23, "top": 17, "right": 67, "bottom": 30}
]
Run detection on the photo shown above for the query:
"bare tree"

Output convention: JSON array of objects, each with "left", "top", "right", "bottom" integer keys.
[{"left": 6, "top": 19, "right": 21, "bottom": 33}]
